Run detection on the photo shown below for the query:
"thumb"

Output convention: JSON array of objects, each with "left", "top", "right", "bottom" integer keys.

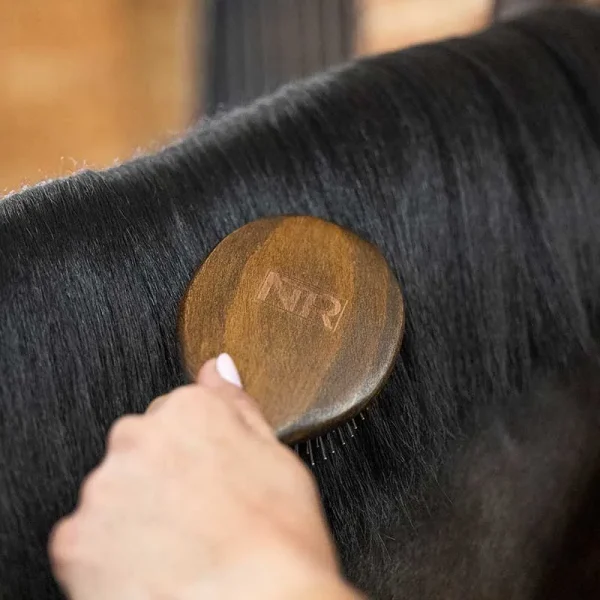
[
  {"left": 197, "top": 353, "right": 243, "bottom": 389},
  {"left": 198, "top": 354, "right": 276, "bottom": 440}
]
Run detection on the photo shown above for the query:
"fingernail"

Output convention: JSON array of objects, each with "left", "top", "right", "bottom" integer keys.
[{"left": 215, "top": 353, "right": 242, "bottom": 388}]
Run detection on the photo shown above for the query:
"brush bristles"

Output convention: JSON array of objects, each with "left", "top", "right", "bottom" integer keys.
[{"left": 291, "top": 410, "right": 367, "bottom": 465}]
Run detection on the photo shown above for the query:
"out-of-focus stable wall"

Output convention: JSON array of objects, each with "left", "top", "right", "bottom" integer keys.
[
  {"left": 6, "top": 0, "right": 596, "bottom": 193},
  {"left": 357, "top": 0, "right": 491, "bottom": 55},
  {"left": 0, "top": 0, "right": 497, "bottom": 194},
  {"left": 0, "top": 0, "right": 196, "bottom": 193}
]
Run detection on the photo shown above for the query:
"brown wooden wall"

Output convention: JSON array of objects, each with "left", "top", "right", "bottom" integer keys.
[
  {"left": 357, "top": 0, "right": 600, "bottom": 54},
  {"left": 0, "top": 0, "right": 196, "bottom": 193},
  {"left": 1, "top": 0, "right": 598, "bottom": 193},
  {"left": 0, "top": 0, "right": 490, "bottom": 194},
  {"left": 357, "top": 0, "right": 492, "bottom": 55}
]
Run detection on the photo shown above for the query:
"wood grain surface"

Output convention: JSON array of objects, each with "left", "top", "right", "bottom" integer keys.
[{"left": 179, "top": 216, "right": 404, "bottom": 443}]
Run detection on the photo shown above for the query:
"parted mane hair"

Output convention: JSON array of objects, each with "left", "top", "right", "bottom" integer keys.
[{"left": 2, "top": 7, "right": 600, "bottom": 599}]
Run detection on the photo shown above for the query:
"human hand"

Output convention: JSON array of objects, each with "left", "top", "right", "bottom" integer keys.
[{"left": 49, "top": 354, "right": 362, "bottom": 600}]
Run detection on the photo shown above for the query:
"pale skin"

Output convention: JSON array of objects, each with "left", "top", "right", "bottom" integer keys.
[{"left": 49, "top": 354, "right": 363, "bottom": 600}]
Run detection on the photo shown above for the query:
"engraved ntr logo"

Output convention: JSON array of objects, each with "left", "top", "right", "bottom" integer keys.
[{"left": 256, "top": 270, "right": 347, "bottom": 332}]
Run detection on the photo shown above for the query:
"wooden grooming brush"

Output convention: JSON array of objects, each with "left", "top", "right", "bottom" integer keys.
[{"left": 179, "top": 216, "right": 404, "bottom": 460}]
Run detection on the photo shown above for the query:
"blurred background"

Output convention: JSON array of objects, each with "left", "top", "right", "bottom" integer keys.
[{"left": 1, "top": 0, "right": 598, "bottom": 193}]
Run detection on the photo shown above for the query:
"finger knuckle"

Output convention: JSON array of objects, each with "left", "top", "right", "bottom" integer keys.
[
  {"left": 48, "top": 517, "right": 81, "bottom": 569},
  {"left": 106, "top": 414, "right": 146, "bottom": 449},
  {"left": 106, "top": 415, "right": 160, "bottom": 452}
]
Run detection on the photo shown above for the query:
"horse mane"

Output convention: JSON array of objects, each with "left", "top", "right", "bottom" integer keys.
[{"left": 1, "top": 7, "right": 600, "bottom": 598}]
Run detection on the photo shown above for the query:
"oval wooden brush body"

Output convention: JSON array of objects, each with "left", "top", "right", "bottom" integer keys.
[{"left": 179, "top": 216, "right": 404, "bottom": 444}]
